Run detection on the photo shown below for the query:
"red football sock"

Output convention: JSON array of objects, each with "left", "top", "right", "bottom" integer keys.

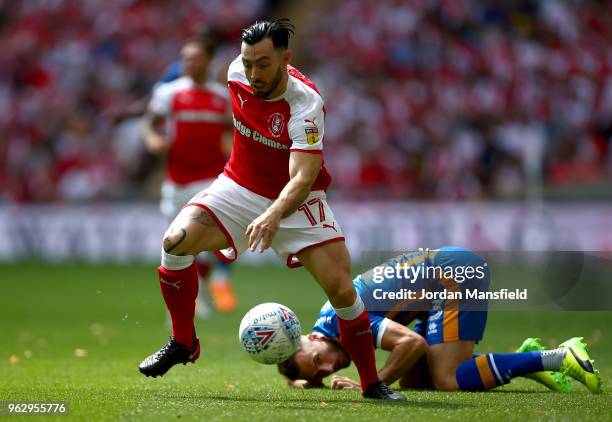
[
  {"left": 158, "top": 263, "right": 198, "bottom": 346},
  {"left": 337, "top": 311, "right": 379, "bottom": 392}
]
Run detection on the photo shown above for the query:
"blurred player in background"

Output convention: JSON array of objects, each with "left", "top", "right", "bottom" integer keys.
[
  {"left": 140, "top": 31, "right": 238, "bottom": 314},
  {"left": 278, "top": 248, "right": 601, "bottom": 394},
  {"left": 107, "top": 27, "right": 230, "bottom": 124},
  {"left": 138, "top": 18, "right": 405, "bottom": 400}
]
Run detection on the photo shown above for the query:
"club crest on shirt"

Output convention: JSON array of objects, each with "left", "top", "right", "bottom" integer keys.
[{"left": 267, "top": 112, "right": 285, "bottom": 138}]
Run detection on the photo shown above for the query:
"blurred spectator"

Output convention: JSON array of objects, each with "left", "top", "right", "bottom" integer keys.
[
  {"left": 0, "top": 0, "right": 267, "bottom": 202},
  {"left": 307, "top": 0, "right": 612, "bottom": 199}
]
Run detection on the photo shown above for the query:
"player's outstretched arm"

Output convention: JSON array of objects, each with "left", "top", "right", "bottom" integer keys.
[
  {"left": 276, "top": 151, "right": 323, "bottom": 215},
  {"left": 246, "top": 151, "right": 322, "bottom": 252},
  {"left": 140, "top": 111, "right": 171, "bottom": 156},
  {"left": 104, "top": 94, "right": 152, "bottom": 126},
  {"left": 377, "top": 321, "right": 428, "bottom": 386},
  {"left": 329, "top": 321, "right": 428, "bottom": 390}
]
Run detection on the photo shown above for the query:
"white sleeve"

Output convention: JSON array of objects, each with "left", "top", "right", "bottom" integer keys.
[
  {"left": 147, "top": 83, "right": 173, "bottom": 116},
  {"left": 376, "top": 318, "right": 392, "bottom": 349},
  {"left": 288, "top": 91, "right": 325, "bottom": 152},
  {"left": 227, "top": 55, "right": 248, "bottom": 84}
]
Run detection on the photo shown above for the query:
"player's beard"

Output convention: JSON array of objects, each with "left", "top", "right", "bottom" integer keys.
[
  {"left": 254, "top": 67, "right": 283, "bottom": 99},
  {"left": 319, "top": 337, "right": 351, "bottom": 370}
]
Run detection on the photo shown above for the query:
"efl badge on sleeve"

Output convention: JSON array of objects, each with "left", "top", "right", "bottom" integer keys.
[{"left": 305, "top": 126, "right": 319, "bottom": 145}]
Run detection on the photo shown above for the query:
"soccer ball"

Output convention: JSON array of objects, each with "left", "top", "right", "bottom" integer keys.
[{"left": 238, "top": 302, "right": 302, "bottom": 365}]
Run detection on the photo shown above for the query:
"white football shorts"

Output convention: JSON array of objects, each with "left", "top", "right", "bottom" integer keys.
[{"left": 185, "top": 173, "right": 344, "bottom": 268}]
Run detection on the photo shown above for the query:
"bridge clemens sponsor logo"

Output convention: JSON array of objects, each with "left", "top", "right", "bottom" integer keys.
[
  {"left": 175, "top": 110, "right": 227, "bottom": 123},
  {"left": 233, "top": 115, "right": 289, "bottom": 150}
]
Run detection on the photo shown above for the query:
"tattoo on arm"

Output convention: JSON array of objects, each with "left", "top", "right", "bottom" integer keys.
[
  {"left": 191, "top": 210, "right": 217, "bottom": 227},
  {"left": 164, "top": 228, "right": 187, "bottom": 254}
]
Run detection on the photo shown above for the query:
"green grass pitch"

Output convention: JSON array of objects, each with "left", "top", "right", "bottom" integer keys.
[{"left": 0, "top": 262, "right": 610, "bottom": 421}]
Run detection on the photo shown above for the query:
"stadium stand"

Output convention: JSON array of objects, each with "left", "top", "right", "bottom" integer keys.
[{"left": 0, "top": 0, "right": 610, "bottom": 202}]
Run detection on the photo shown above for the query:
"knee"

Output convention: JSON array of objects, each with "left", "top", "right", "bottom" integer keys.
[
  {"left": 162, "top": 225, "right": 198, "bottom": 256},
  {"left": 408, "top": 335, "right": 429, "bottom": 357}
]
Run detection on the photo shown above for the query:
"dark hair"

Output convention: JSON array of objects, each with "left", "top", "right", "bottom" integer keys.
[
  {"left": 188, "top": 25, "right": 223, "bottom": 56},
  {"left": 240, "top": 18, "right": 294, "bottom": 50},
  {"left": 277, "top": 352, "right": 300, "bottom": 381}
]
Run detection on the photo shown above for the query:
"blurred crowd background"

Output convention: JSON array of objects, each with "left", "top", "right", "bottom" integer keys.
[{"left": 1, "top": 0, "right": 611, "bottom": 203}]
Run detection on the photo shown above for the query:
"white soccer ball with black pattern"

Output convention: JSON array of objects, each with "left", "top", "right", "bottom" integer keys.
[{"left": 238, "top": 302, "right": 302, "bottom": 365}]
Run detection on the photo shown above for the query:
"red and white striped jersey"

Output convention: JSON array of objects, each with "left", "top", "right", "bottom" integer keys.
[
  {"left": 224, "top": 55, "right": 331, "bottom": 199},
  {"left": 148, "top": 76, "right": 230, "bottom": 185}
]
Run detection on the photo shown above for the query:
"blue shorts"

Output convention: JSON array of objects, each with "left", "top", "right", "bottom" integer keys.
[
  {"left": 313, "top": 246, "right": 490, "bottom": 347},
  {"left": 413, "top": 246, "right": 489, "bottom": 345},
  {"left": 412, "top": 309, "right": 488, "bottom": 345}
]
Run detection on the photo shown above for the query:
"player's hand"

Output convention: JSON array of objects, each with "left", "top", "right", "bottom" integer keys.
[
  {"left": 246, "top": 209, "right": 281, "bottom": 253},
  {"left": 330, "top": 375, "right": 360, "bottom": 390},
  {"left": 146, "top": 133, "right": 171, "bottom": 156},
  {"left": 288, "top": 379, "right": 309, "bottom": 389}
]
